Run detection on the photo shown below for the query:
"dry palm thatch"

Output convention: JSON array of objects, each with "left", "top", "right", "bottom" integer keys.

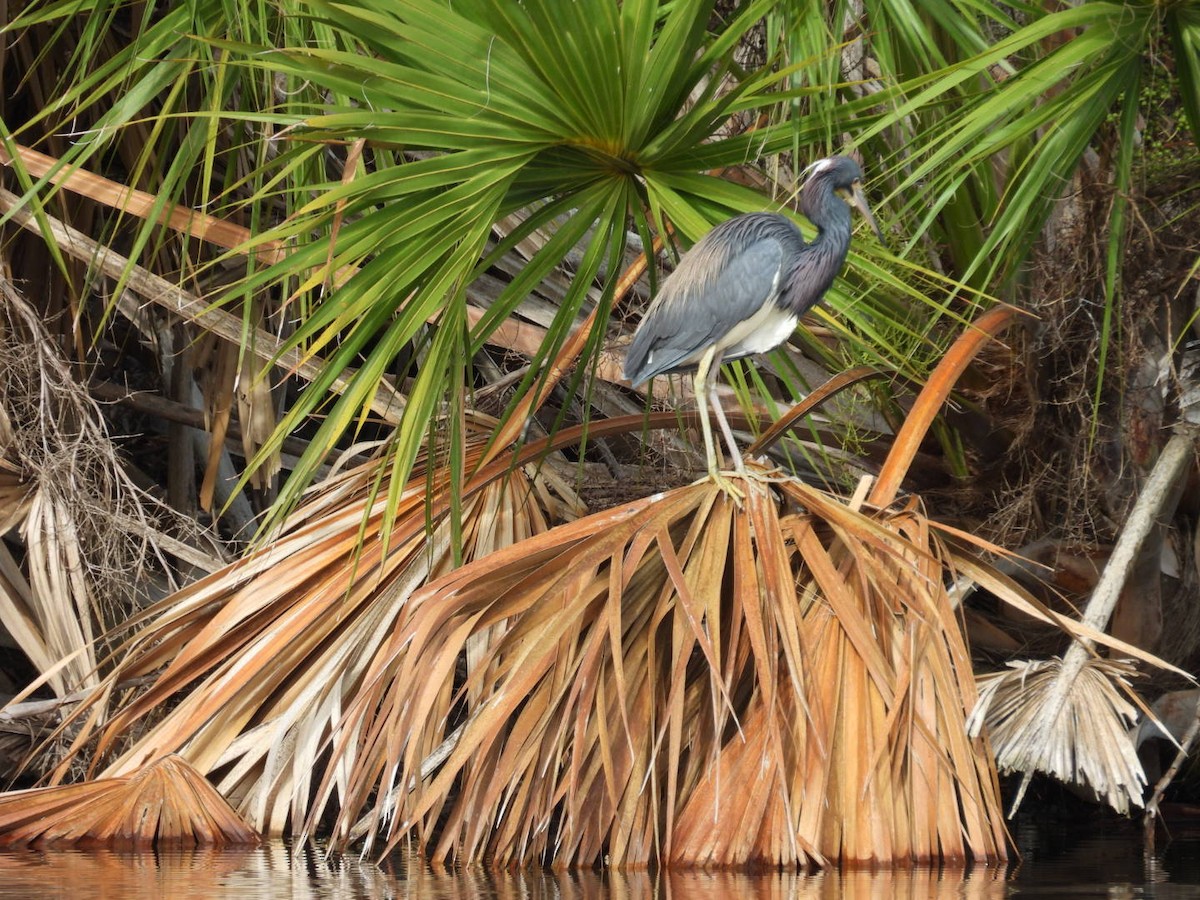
[
  {"left": 968, "top": 657, "right": 1145, "bottom": 814},
  {"left": 313, "top": 471, "right": 1007, "bottom": 867},
  {"left": 0, "top": 754, "right": 257, "bottom": 847},
  {"left": 35, "top": 436, "right": 581, "bottom": 834},
  {"left": 300, "top": 308, "right": 1031, "bottom": 867}
]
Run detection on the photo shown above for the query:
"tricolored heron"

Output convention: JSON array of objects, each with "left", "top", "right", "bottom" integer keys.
[{"left": 622, "top": 155, "right": 880, "bottom": 497}]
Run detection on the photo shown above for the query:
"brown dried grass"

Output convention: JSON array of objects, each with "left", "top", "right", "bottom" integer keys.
[{"left": 0, "top": 278, "right": 198, "bottom": 697}]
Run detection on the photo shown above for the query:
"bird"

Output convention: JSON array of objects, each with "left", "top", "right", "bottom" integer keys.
[{"left": 622, "top": 155, "right": 880, "bottom": 499}]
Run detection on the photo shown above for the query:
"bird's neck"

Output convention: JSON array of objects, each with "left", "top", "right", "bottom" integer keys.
[
  {"left": 808, "top": 205, "right": 852, "bottom": 274},
  {"left": 810, "top": 197, "right": 852, "bottom": 248},
  {"left": 779, "top": 199, "right": 853, "bottom": 315}
]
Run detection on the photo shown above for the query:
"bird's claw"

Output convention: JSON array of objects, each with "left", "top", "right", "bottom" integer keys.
[
  {"left": 697, "top": 469, "right": 747, "bottom": 506},
  {"left": 696, "top": 462, "right": 798, "bottom": 507}
]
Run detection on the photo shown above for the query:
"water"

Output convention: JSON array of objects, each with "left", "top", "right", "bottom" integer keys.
[{"left": 0, "top": 830, "right": 1198, "bottom": 899}]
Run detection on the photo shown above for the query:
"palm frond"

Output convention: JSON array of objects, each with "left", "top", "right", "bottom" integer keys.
[
  {"left": 38, "top": 435, "right": 579, "bottom": 837},
  {"left": 0, "top": 755, "right": 257, "bottom": 848},
  {"left": 967, "top": 429, "right": 1199, "bottom": 814},
  {"left": 312, "top": 470, "right": 1005, "bottom": 866},
  {"left": 969, "top": 658, "right": 1146, "bottom": 815}
]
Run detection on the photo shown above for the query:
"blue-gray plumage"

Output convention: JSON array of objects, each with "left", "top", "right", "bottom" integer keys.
[{"left": 623, "top": 155, "right": 880, "bottom": 497}]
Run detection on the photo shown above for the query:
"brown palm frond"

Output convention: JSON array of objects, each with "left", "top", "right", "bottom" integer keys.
[
  {"left": 315, "top": 467, "right": 1006, "bottom": 867},
  {"left": 974, "top": 430, "right": 1198, "bottom": 814},
  {"left": 36, "top": 436, "right": 579, "bottom": 838},
  {"left": 0, "top": 755, "right": 257, "bottom": 847},
  {"left": 22, "top": 262, "right": 602, "bottom": 841}
]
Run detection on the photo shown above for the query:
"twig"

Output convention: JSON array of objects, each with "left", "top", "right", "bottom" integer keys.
[
  {"left": 0, "top": 675, "right": 157, "bottom": 728},
  {"left": 1143, "top": 695, "right": 1200, "bottom": 853}
]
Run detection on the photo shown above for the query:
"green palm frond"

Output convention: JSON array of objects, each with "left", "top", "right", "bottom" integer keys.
[{"left": 4, "top": 0, "right": 981, "bottom": 530}]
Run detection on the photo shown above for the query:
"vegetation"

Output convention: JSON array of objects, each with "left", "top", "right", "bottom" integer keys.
[{"left": 0, "top": 0, "right": 1197, "bottom": 869}]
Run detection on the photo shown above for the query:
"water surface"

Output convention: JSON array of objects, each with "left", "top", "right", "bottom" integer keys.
[{"left": 0, "top": 827, "right": 1197, "bottom": 899}]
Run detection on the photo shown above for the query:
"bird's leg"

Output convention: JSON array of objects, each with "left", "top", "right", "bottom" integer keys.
[
  {"left": 706, "top": 356, "right": 791, "bottom": 496},
  {"left": 708, "top": 368, "right": 745, "bottom": 474},
  {"left": 693, "top": 348, "right": 744, "bottom": 504},
  {"left": 692, "top": 350, "right": 721, "bottom": 478}
]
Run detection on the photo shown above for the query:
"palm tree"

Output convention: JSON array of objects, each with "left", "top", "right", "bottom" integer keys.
[{"left": 0, "top": 0, "right": 1197, "bottom": 867}]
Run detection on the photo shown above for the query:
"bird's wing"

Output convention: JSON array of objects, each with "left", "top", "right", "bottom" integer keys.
[{"left": 623, "top": 235, "right": 786, "bottom": 385}]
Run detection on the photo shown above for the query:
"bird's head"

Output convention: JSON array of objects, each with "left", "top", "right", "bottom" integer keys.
[{"left": 802, "top": 155, "right": 882, "bottom": 241}]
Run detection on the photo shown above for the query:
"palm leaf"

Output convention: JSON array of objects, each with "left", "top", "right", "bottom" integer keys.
[
  {"left": 308, "top": 468, "right": 1005, "bottom": 866},
  {"left": 0, "top": 755, "right": 257, "bottom": 848},
  {"left": 32, "top": 432, "right": 581, "bottom": 836},
  {"left": 969, "top": 430, "right": 1199, "bottom": 815},
  {"left": 969, "top": 658, "right": 1146, "bottom": 815}
]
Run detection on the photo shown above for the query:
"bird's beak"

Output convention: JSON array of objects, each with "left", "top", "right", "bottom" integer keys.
[{"left": 849, "top": 181, "right": 883, "bottom": 242}]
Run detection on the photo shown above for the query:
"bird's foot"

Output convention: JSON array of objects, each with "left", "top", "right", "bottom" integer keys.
[
  {"left": 696, "top": 469, "right": 747, "bottom": 506},
  {"left": 739, "top": 462, "right": 794, "bottom": 485},
  {"left": 695, "top": 461, "right": 800, "bottom": 508}
]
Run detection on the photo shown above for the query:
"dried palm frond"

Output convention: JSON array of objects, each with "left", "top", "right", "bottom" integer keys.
[
  {"left": 37, "top": 437, "right": 580, "bottom": 838},
  {"left": 0, "top": 453, "right": 27, "bottom": 536},
  {"left": 298, "top": 306, "right": 1027, "bottom": 868},
  {"left": 965, "top": 430, "right": 1198, "bottom": 816},
  {"left": 312, "top": 468, "right": 1005, "bottom": 867},
  {"left": 968, "top": 657, "right": 1146, "bottom": 814},
  {"left": 0, "top": 754, "right": 257, "bottom": 847}
]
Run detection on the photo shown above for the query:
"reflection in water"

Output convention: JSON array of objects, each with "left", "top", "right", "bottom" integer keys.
[
  {"left": 0, "top": 836, "right": 1198, "bottom": 898},
  {"left": 0, "top": 845, "right": 391, "bottom": 899},
  {"left": 395, "top": 865, "right": 1010, "bottom": 900},
  {"left": 0, "top": 845, "right": 1010, "bottom": 900},
  {"left": 664, "top": 868, "right": 1008, "bottom": 900}
]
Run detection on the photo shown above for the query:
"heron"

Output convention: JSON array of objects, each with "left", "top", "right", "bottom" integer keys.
[{"left": 622, "top": 155, "right": 881, "bottom": 498}]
